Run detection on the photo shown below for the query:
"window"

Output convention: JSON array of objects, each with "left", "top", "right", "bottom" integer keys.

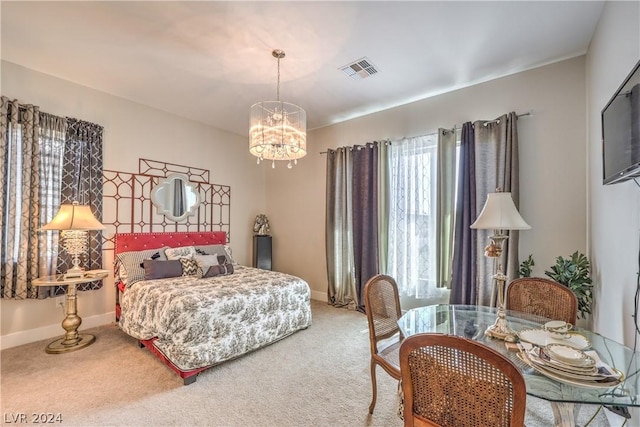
[{"left": 387, "top": 131, "right": 459, "bottom": 298}]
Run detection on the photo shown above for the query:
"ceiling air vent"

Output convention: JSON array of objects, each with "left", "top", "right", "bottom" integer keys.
[{"left": 340, "top": 57, "right": 379, "bottom": 80}]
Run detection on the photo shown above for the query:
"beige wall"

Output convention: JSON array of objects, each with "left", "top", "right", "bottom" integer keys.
[
  {"left": 1, "top": 54, "right": 593, "bottom": 347},
  {"left": 587, "top": 1, "right": 640, "bottom": 347},
  {"left": 267, "top": 57, "right": 588, "bottom": 308},
  {"left": 1, "top": 61, "right": 267, "bottom": 348}
]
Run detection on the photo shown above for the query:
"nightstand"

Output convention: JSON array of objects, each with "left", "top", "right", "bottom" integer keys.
[
  {"left": 32, "top": 270, "right": 108, "bottom": 354},
  {"left": 253, "top": 235, "right": 272, "bottom": 270}
]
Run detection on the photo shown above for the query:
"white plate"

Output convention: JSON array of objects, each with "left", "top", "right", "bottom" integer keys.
[
  {"left": 537, "top": 349, "right": 597, "bottom": 374},
  {"left": 546, "top": 344, "right": 593, "bottom": 366},
  {"left": 528, "top": 355, "right": 605, "bottom": 381},
  {"left": 518, "top": 352, "right": 623, "bottom": 389},
  {"left": 517, "top": 328, "right": 590, "bottom": 350}
]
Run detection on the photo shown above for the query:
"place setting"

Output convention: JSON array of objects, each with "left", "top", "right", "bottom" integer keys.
[
  {"left": 517, "top": 320, "right": 591, "bottom": 350},
  {"left": 516, "top": 320, "right": 624, "bottom": 388}
]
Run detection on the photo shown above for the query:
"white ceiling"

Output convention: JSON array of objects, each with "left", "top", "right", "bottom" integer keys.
[{"left": 1, "top": 1, "right": 604, "bottom": 137}]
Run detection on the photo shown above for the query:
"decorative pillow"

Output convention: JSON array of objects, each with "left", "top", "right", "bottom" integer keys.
[
  {"left": 224, "top": 245, "right": 237, "bottom": 265},
  {"left": 165, "top": 246, "right": 197, "bottom": 260},
  {"left": 180, "top": 258, "right": 203, "bottom": 277},
  {"left": 203, "top": 263, "right": 235, "bottom": 278},
  {"left": 194, "top": 254, "right": 219, "bottom": 269},
  {"left": 116, "top": 248, "right": 168, "bottom": 286},
  {"left": 139, "top": 251, "right": 162, "bottom": 268},
  {"left": 143, "top": 260, "right": 183, "bottom": 280},
  {"left": 194, "top": 244, "right": 232, "bottom": 264}
]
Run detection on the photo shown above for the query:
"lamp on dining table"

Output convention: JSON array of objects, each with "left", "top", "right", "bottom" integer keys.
[{"left": 471, "top": 190, "right": 530, "bottom": 341}]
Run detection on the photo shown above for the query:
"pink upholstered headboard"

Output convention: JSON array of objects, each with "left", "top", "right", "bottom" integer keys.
[{"left": 114, "top": 231, "right": 227, "bottom": 254}]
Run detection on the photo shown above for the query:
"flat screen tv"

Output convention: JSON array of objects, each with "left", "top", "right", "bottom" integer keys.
[{"left": 602, "top": 59, "right": 640, "bottom": 185}]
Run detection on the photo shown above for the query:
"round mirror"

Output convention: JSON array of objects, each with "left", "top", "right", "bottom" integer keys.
[{"left": 151, "top": 173, "right": 200, "bottom": 221}]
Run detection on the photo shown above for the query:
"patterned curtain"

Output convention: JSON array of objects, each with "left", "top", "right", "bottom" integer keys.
[
  {"left": 0, "top": 97, "right": 42, "bottom": 299},
  {"left": 54, "top": 118, "right": 104, "bottom": 294},
  {"left": 37, "top": 113, "right": 68, "bottom": 298}
]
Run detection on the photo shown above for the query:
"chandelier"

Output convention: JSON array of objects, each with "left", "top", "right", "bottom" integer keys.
[{"left": 249, "top": 49, "right": 307, "bottom": 168}]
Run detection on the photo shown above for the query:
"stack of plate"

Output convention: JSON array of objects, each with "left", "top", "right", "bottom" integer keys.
[{"left": 522, "top": 344, "right": 623, "bottom": 389}]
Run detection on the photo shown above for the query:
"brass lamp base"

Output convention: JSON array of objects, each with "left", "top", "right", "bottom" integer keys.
[
  {"left": 485, "top": 310, "right": 517, "bottom": 342},
  {"left": 46, "top": 333, "right": 95, "bottom": 354}
]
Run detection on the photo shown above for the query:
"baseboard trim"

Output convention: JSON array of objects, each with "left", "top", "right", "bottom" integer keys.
[
  {"left": 1, "top": 312, "right": 116, "bottom": 350},
  {"left": 310, "top": 290, "right": 328, "bottom": 302}
]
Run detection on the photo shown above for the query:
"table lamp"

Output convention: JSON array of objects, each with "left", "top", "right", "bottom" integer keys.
[
  {"left": 471, "top": 190, "right": 530, "bottom": 340},
  {"left": 40, "top": 201, "right": 105, "bottom": 279}
]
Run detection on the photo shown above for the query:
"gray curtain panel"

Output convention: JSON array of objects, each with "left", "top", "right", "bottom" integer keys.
[
  {"left": 351, "top": 143, "right": 379, "bottom": 312},
  {"left": 450, "top": 113, "right": 521, "bottom": 307},
  {"left": 474, "top": 113, "right": 520, "bottom": 307},
  {"left": 450, "top": 122, "right": 477, "bottom": 305},
  {"left": 436, "top": 128, "right": 457, "bottom": 289},
  {"left": 0, "top": 97, "right": 42, "bottom": 299},
  {"left": 376, "top": 141, "right": 390, "bottom": 275},
  {"left": 325, "top": 147, "right": 357, "bottom": 309}
]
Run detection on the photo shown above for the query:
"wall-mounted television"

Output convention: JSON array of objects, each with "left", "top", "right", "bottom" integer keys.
[{"left": 602, "top": 59, "right": 640, "bottom": 185}]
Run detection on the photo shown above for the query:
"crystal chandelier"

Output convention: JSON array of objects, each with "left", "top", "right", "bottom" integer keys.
[{"left": 249, "top": 49, "right": 307, "bottom": 169}]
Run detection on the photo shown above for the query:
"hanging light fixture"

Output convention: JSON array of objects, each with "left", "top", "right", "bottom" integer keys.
[{"left": 249, "top": 49, "right": 307, "bottom": 169}]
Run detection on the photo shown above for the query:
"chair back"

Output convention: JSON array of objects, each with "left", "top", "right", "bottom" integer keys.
[
  {"left": 400, "top": 334, "right": 526, "bottom": 427},
  {"left": 364, "top": 274, "right": 403, "bottom": 355},
  {"left": 506, "top": 277, "right": 578, "bottom": 324}
]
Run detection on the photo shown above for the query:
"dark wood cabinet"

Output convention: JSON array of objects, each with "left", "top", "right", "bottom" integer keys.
[{"left": 253, "top": 235, "right": 272, "bottom": 270}]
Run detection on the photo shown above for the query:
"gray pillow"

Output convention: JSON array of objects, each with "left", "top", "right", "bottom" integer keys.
[
  {"left": 195, "top": 244, "right": 235, "bottom": 264},
  {"left": 143, "top": 260, "right": 183, "bottom": 280},
  {"left": 116, "top": 248, "right": 168, "bottom": 286}
]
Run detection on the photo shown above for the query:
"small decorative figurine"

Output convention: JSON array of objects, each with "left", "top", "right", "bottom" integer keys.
[{"left": 253, "top": 214, "right": 270, "bottom": 236}]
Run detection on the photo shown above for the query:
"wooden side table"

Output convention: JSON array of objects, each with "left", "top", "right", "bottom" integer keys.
[{"left": 32, "top": 270, "right": 108, "bottom": 354}]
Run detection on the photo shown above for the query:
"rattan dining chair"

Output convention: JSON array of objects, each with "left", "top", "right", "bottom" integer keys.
[
  {"left": 364, "top": 274, "right": 404, "bottom": 414},
  {"left": 400, "top": 333, "right": 526, "bottom": 427},
  {"left": 506, "top": 277, "right": 578, "bottom": 325}
]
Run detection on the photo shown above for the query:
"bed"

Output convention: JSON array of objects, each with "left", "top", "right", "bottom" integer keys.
[{"left": 114, "top": 231, "right": 312, "bottom": 385}]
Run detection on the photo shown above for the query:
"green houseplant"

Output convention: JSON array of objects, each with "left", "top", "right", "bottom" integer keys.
[
  {"left": 518, "top": 254, "right": 535, "bottom": 278},
  {"left": 544, "top": 251, "right": 593, "bottom": 319},
  {"left": 518, "top": 251, "right": 593, "bottom": 319}
]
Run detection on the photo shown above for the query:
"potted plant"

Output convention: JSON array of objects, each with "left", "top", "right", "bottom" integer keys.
[
  {"left": 544, "top": 251, "right": 593, "bottom": 319},
  {"left": 518, "top": 251, "right": 593, "bottom": 319},
  {"left": 518, "top": 254, "right": 535, "bottom": 278}
]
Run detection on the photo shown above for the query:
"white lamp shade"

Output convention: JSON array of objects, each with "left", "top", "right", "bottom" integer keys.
[
  {"left": 470, "top": 192, "right": 530, "bottom": 230},
  {"left": 40, "top": 203, "right": 105, "bottom": 231}
]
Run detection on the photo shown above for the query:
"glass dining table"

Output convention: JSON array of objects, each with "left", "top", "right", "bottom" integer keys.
[{"left": 397, "top": 304, "right": 639, "bottom": 427}]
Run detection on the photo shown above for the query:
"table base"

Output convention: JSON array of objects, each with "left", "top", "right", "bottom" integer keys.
[
  {"left": 46, "top": 333, "right": 96, "bottom": 354},
  {"left": 550, "top": 402, "right": 578, "bottom": 427}
]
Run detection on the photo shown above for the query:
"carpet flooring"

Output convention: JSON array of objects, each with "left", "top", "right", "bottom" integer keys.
[{"left": 1, "top": 301, "right": 612, "bottom": 426}]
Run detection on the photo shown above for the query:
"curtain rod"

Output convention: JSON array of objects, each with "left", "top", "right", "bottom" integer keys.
[
  {"left": 445, "top": 111, "right": 532, "bottom": 134},
  {"left": 319, "top": 111, "right": 532, "bottom": 154},
  {"left": 319, "top": 140, "right": 391, "bottom": 155}
]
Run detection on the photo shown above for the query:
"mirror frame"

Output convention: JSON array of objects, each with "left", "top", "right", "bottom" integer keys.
[{"left": 151, "top": 173, "right": 201, "bottom": 222}]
